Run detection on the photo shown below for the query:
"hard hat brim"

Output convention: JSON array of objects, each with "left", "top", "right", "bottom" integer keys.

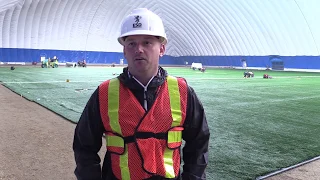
[{"left": 118, "top": 30, "right": 167, "bottom": 45}]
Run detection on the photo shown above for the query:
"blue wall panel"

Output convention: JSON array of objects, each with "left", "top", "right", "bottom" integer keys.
[
  {"left": 0, "top": 48, "right": 319, "bottom": 69},
  {"left": 0, "top": 48, "right": 126, "bottom": 64}
]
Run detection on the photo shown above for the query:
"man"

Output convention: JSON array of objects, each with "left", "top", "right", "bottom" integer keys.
[{"left": 73, "top": 8, "right": 210, "bottom": 180}]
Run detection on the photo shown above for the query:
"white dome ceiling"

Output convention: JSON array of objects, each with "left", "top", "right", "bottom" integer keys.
[{"left": 0, "top": 0, "right": 319, "bottom": 56}]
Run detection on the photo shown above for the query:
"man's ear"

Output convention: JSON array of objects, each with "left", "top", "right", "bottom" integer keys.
[{"left": 159, "top": 44, "right": 165, "bottom": 57}]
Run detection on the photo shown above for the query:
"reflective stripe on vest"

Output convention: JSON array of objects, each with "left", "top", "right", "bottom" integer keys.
[
  {"left": 164, "top": 76, "right": 183, "bottom": 178},
  {"left": 106, "top": 76, "right": 184, "bottom": 179},
  {"left": 108, "top": 78, "right": 131, "bottom": 180}
]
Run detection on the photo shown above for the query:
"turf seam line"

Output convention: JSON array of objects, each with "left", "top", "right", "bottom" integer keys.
[{"left": 256, "top": 155, "right": 320, "bottom": 180}]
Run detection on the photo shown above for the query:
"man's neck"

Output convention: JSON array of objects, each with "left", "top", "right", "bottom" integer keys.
[
  {"left": 132, "top": 75, "right": 154, "bottom": 87},
  {"left": 130, "top": 73, "right": 154, "bottom": 86},
  {"left": 128, "top": 68, "right": 159, "bottom": 86}
]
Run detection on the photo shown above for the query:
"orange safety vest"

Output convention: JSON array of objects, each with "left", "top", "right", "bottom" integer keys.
[{"left": 99, "top": 76, "right": 188, "bottom": 179}]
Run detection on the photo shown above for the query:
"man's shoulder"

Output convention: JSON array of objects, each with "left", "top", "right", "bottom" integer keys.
[
  {"left": 99, "top": 77, "right": 119, "bottom": 87},
  {"left": 167, "top": 75, "right": 187, "bottom": 84}
]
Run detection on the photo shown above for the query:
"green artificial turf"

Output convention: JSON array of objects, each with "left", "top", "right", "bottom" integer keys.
[{"left": 1, "top": 66, "right": 319, "bottom": 179}]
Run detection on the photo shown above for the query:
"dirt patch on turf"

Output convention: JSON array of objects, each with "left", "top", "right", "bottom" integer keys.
[{"left": 0, "top": 85, "right": 106, "bottom": 180}]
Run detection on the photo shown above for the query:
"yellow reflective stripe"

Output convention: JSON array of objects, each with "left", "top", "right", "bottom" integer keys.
[
  {"left": 107, "top": 136, "right": 124, "bottom": 147},
  {"left": 108, "top": 78, "right": 121, "bottom": 134},
  {"left": 164, "top": 76, "right": 183, "bottom": 178},
  {"left": 107, "top": 78, "right": 130, "bottom": 180},
  {"left": 167, "top": 76, "right": 182, "bottom": 127},
  {"left": 168, "top": 131, "right": 182, "bottom": 143},
  {"left": 164, "top": 148, "right": 175, "bottom": 178},
  {"left": 120, "top": 144, "right": 130, "bottom": 180}
]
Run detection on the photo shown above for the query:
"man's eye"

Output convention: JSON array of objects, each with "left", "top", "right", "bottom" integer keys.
[
  {"left": 144, "top": 41, "right": 151, "bottom": 45},
  {"left": 128, "top": 42, "right": 135, "bottom": 47}
]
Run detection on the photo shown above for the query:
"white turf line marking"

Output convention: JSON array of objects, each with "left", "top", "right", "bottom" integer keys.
[{"left": 0, "top": 76, "right": 319, "bottom": 84}]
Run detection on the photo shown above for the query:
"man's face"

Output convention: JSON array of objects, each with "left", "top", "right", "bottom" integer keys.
[{"left": 123, "top": 35, "right": 165, "bottom": 76}]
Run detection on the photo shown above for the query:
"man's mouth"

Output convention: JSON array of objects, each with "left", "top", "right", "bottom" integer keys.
[{"left": 135, "top": 58, "right": 146, "bottom": 61}]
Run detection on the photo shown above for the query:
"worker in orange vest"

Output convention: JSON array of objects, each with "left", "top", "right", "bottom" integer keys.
[{"left": 73, "top": 8, "right": 210, "bottom": 180}]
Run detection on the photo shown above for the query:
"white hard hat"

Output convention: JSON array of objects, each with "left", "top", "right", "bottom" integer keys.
[{"left": 118, "top": 8, "right": 167, "bottom": 45}]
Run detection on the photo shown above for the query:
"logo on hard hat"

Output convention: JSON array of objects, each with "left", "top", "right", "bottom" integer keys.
[{"left": 133, "top": 15, "right": 142, "bottom": 28}]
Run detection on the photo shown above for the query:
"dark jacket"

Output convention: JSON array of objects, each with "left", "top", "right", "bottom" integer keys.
[{"left": 73, "top": 67, "right": 210, "bottom": 180}]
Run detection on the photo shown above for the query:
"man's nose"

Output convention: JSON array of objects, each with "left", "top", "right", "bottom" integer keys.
[{"left": 135, "top": 43, "right": 144, "bottom": 53}]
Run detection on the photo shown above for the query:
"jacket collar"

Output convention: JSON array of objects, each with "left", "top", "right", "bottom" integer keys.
[{"left": 118, "top": 66, "right": 167, "bottom": 90}]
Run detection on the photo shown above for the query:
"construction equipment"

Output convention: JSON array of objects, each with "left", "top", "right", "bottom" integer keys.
[
  {"left": 41, "top": 57, "right": 59, "bottom": 68},
  {"left": 77, "top": 59, "right": 87, "bottom": 67}
]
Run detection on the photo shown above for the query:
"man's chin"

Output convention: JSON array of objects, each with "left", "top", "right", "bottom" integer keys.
[{"left": 133, "top": 61, "right": 148, "bottom": 68}]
